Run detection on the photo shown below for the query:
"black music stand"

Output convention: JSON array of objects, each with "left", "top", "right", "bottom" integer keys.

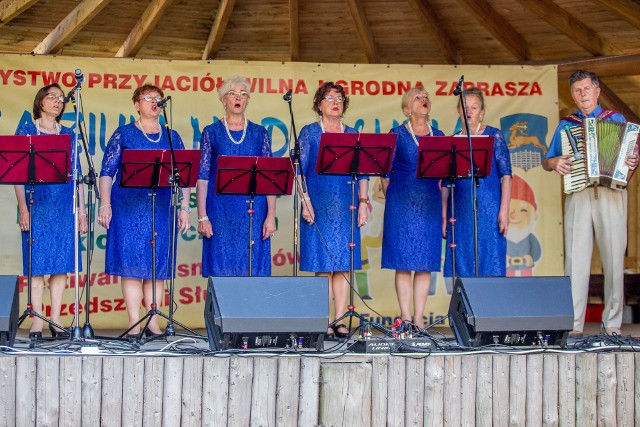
[
  {"left": 0, "top": 134, "right": 71, "bottom": 343},
  {"left": 316, "top": 132, "right": 396, "bottom": 336},
  {"left": 216, "top": 155, "right": 294, "bottom": 276},
  {"left": 418, "top": 135, "right": 493, "bottom": 278},
  {"left": 118, "top": 148, "right": 200, "bottom": 341}
]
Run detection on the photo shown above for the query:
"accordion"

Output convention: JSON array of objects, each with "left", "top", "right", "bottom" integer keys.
[{"left": 560, "top": 118, "right": 639, "bottom": 194}]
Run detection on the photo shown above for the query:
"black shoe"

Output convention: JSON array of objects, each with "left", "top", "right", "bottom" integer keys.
[
  {"left": 144, "top": 329, "right": 164, "bottom": 340},
  {"left": 49, "top": 324, "right": 70, "bottom": 338},
  {"left": 29, "top": 331, "right": 42, "bottom": 340},
  {"left": 332, "top": 324, "right": 349, "bottom": 340}
]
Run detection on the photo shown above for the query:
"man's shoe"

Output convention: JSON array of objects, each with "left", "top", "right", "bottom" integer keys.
[
  {"left": 568, "top": 330, "right": 583, "bottom": 338},
  {"left": 606, "top": 327, "right": 621, "bottom": 336}
]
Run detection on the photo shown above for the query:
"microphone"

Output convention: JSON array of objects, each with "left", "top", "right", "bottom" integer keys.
[
  {"left": 157, "top": 96, "right": 171, "bottom": 108},
  {"left": 75, "top": 69, "right": 85, "bottom": 84},
  {"left": 283, "top": 89, "right": 292, "bottom": 102},
  {"left": 64, "top": 89, "right": 76, "bottom": 104},
  {"left": 453, "top": 75, "right": 464, "bottom": 96},
  {"left": 563, "top": 125, "right": 583, "bottom": 160}
]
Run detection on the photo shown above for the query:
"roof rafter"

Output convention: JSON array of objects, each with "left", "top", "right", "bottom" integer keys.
[
  {"left": 345, "top": 0, "right": 379, "bottom": 64},
  {"left": 598, "top": 81, "right": 640, "bottom": 124},
  {"left": 0, "top": 0, "right": 39, "bottom": 28},
  {"left": 202, "top": 0, "right": 236, "bottom": 60},
  {"left": 32, "top": 0, "right": 111, "bottom": 54},
  {"left": 591, "top": 0, "right": 640, "bottom": 30},
  {"left": 455, "top": 0, "right": 529, "bottom": 60},
  {"left": 556, "top": 53, "right": 640, "bottom": 79},
  {"left": 407, "top": 0, "right": 459, "bottom": 64},
  {"left": 289, "top": 0, "right": 299, "bottom": 61},
  {"left": 116, "top": 0, "right": 174, "bottom": 58}
]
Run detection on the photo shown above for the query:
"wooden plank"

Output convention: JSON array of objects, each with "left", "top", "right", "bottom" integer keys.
[
  {"left": 298, "top": 357, "right": 320, "bottom": 427},
  {"left": 542, "top": 354, "right": 559, "bottom": 427},
  {"left": 0, "top": 357, "right": 16, "bottom": 427},
  {"left": 596, "top": 354, "right": 617, "bottom": 425},
  {"left": 288, "top": 0, "right": 298, "bottom": 61},
  {"left": 492, "top": 355, "right": 510, "bottom": 427},
  {"left": 100, "top": 357, "right": 124, "bottom": 427},
  {"left": 575, "top": 353, "right": 597, "bottom": 426},
  {"left": 36, "top": 357, "right": 60, "bottom": 426},
  {"left": 275, "top": 357, "right": 300, "bottom": 427},
  {"left": 460, "top": 355, "right": 477, "bottom": 426},
  {"left": 59, "top": 357, "right": 82, "bottom": 426},
  {"left": 636, "top": 353, "right": 640, "bottom": 427},
  {"left": 81, "top": 356, "right": 102, "bottom": 426},
  {"left": 371, "top": 356, "right": 388, "bottom": 427},
  {"left": 15, "top": 357, "right": 36, "bottom": 427},
  {"left": 251, "top": 357, "right": 278, "bottom": 427},
  {"left": 598, "top": 81, "right": 640, "bottom": 124},
  {"left": 406, "top": 0, "right": 459, "bottom": 64},
  {"left": 405, "top": 357, "right": 425, "bottom": 426},
  {"left": 615, "top": 353, "right": 634, "bottom": 426},
  {"left": 319, "top": 361, "right": 371, "bottom": 427},
  {"left": 0, "top": 0, "right": 38, "bottom": 27},
  {"left": 557, "top": 53, "right": 640, "bottom": 79},
  {"left": 143, "top": 357, "right": 165, "bottom": 427},
  {"left": 345, "top": 0, "right": 379, "bottom": 63},
  {"left": 227, "top": 357, "right": 253, "bottom": 427},
  {"left": 162, "top": 357, "right": 183, "bottom": 426},
  {"left": 475, "top": 355, "right": 492, "bottom": 427},
  {"left": 201, "top": 357, "right": 230, "bottom": 427},
  {"left": 526, "top": 354, "right": 543, "bottom": 426},
  {"left": 32, "top": 0, "right": 112, "bottom": 54},
  {"left": 115, "top": 0, "right": 174, "bottom": 58},
  {"left": 181, "top": 357, "right": 204, "bottom": 427},
  {"left": 202, "top": 0, "right": 236, "bottom": 60},
  {"left": 386, "top": 356, "right": 406, "bottom": 426},
  {"left": 443, "top": 356, "right": 461, "bottom": 427},
  {"left": 424, "top": 356, "right": 445, "bottom": 426},
  {"left": 509, "top": 355, "right": 526, "bottom": 426},
  {"left": 121, "top": 357, "right": 145, "bottom": 427},
  {"left": 591, "top": 0, "right": 640, "bottom": 30}
]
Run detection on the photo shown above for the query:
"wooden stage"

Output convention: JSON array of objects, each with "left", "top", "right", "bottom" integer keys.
[{"left": 0, "top": 330, "right": 638, "bottom": 426}]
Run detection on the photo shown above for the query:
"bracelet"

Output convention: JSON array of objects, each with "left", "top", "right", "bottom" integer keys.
[
  {"left": 99, "top": 204, "right": 111, "bottom": 210},
  {"left": 180, "top": 206, "right": 192, "bottom": 213},
  {"left": 197, "top": 216, "right": 209, "bottom": 223},
  {"left": 359, "top": 198, "right": 369, "bottom": 203}
]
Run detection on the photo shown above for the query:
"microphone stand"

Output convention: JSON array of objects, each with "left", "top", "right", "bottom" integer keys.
[
  {"left": 70, "top": 77, "right": 84, "bottom": 341},
  {"left": 284, "top": 91, "right": 303, "bottom": 275}
]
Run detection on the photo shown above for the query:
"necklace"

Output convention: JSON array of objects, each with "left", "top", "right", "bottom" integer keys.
[
  {"left": 319, "top": 119, "right": 344, "bottom": 133},
  {"left": 407, "top": 120, "right": 432, "bottom": 146},
  {"left": 35, "top": 119, "right": 60, "bottom": 135},
  {"left": 223, "top": 116, "right": 247, "bottom": 144},
  {"left": 461, "top": 123, "right": 482, "bottom": 136},
  {"left": 137, "top": 120, "right": 161, "bottom": 143}
]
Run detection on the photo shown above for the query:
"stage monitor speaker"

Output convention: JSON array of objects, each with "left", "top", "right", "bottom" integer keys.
[
  {"left": 448, "top": 276, "right": 573, "bottom": 348},
  {"left": 204, "top": 276, "right": 329, "bottom": 351},
  {"left": 0, "top": 276, "right": 19, "bottom": 347}
]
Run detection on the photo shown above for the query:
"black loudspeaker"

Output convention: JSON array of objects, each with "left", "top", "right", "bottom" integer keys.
[
  {"left": 0, "top": 276, "right": 19, "bottom": 347},
  {"left": 448, "top": 276, "right": 574, "bottom": 348},
  {"left": 204, "top": 276, "right": 329, "bottom": 351}
]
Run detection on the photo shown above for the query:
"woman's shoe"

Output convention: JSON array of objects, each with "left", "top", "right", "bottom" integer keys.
[
  {"left": 144, "top": 329, "right": 164, "bottom": 340},
  {"left": 29, "top": 331, "right": 42, "bottom": 340},
  {"left": 49, "top": 324, "right": 70, "bottom": 338},
  {"left": 332, "top": 324, "right": 350, "bottom": 340}
]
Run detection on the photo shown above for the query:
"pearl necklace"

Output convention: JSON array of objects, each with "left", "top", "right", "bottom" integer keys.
[
  {"left": 460, "top": 123, "right": 482, "bottom": 136},
  {"left": 319, "top": 119, "right": 344, "bottom": 133},
  {"left": 137, "top": 120, "right": 161, "bottom": 143},
  {"left": 407, "top": 120, "right": 432, "bottom": 146},
  {"left": 223, "top": 116, "right": 247, "bottom": 144},
  {"left": 35, "top": 119, "right": 60, "bottom": 135}
]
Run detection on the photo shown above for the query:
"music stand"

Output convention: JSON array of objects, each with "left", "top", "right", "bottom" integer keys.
[
  {"left": 216, "top": 155, "right": 294, "bottom": 276},
  {"left": 316, "top": 132, "right": 396, "bottom": 336},
  {"left": 418, "top": 135, "right": 493, "bottom": 278},
  {"left": 0, "top": 134, "right": 71, "bottom": 342},
  {"left": 118, "top": 148, "right": 200, "bottom": 341}
]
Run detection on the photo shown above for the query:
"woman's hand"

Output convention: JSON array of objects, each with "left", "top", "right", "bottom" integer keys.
[
  {"left": 301, "top": 198, "right": 315, "bottom": 224},
  {"left": 197, "top": 218, "right": 213, "bottom": 238},
  {"left": 18, "top": 209, "right": 29, "bottom": 232},
  {"left": 498, "top": 206, "right": 509, "bottom": 235},
  {"left": 79, "top": 214, "right": 89, "bottom": 235},
  {"left": 178, "top": 210, "right": 191, "bottom": 234},
  {"left": 262, "top": 215, "right": 276, "bottom": 240},
  {"left": 97, "top": 205, "right": 112, "bottom": 229},
  {"left": 357, "top": 201, "right": 369, "bottom": 227}
]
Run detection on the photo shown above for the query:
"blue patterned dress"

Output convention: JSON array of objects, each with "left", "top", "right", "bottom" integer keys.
[
  {"left": 198, "top": 120, "right": 272, "bottom": 276},
  {"left": 16, "top": 122, "right": 81, "bottom": 275},
  {"left": 443, "top": 125, "right": 512, "bottom": 277},
  {"left": 299, "top": 122, "right": 365, "bottom": 272},
  {"left": 381, "top": 124, "right": 445, "bottom": 272},
  {"left": 100, "top": 122, "right": 185, "bottom": 280}
]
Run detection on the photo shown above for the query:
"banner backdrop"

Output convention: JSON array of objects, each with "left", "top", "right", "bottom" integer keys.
[{"left": 0, "top": 54, "right": 563, "bottom": 330}]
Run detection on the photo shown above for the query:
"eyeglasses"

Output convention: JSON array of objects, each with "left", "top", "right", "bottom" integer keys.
[
  {"left": 140, "top": 94, "right": 163, "bottom": 102},
  {"left": 413, "top": 95, "right": 429, "bottom": 102},
  {"left": 324, "top": 95, "right": 345, "bottom": 103},
  {"left": 45, "top": 93, "right": 64, "bottom": 103},
  {"left": 226, "top": 90, "right": 249, "bottom": 98}
]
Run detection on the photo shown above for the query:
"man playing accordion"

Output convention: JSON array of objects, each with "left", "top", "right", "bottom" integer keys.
[{"left": 543, "top": 69, "right": 639, "bottom": 338}]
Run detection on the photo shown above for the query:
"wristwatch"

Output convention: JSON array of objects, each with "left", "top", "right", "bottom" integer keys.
[{"left": 180, "top": 206, "right": 192, "bottom": 213}]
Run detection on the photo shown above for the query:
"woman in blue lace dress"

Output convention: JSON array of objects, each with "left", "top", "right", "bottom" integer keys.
[
  {"left": 442, "top": 87, "right": 512, "bottom": 277},
  {"left": 298, "top": 82, "right": 369, "bottom": 339},
  {"left": 381, "top": 87, "right": 444, "bottom": 330},
  {"left": 99, "top": 84, "right": 191, "bottom": 337},
  {"left": 196, "top": 76, "right": 276, "bottom": 276},
  {"left": 14, "top": 84, "right": 88, "bottom": 339}
]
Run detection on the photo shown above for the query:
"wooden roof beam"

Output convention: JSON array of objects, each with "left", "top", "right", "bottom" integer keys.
[
  {"left": 556, "top": 53, "right": 640, "bottom": 79},
  {"left": 513, "top": 0, "right": 622, "bottom": 56},
  {"left": 116, "top": 0, "right": 174, "bottom": 58},
  {"left": 0, "top": 0, "right": 39, "bottom": 28},
  {"left": 591, "top": 0, "right": 640, "bottom": 30},
  {"left": 202, "top": 0, "right": 236, "bottom": 60},
  {"left": 289, "top": 0, "right": 299, "bottom": 61},
  {"left": 598, "top": 81, "right": 640, "bottom": 124},
  {"left": 32, "top": 0, "right": 111, "bottom": 54},
  {"left": 407, "top": 0, "right": 459, "bottom": 64},
  {"left": 345, "top": 0, "right": 379, "bottom": 64},
  {"left": 455, "top": 0, "right": 530, "bottom": 60}
]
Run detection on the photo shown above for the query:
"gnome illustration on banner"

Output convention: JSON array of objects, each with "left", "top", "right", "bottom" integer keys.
[{"left": 506, "top": 174, "right": 542, "bottom": 276}]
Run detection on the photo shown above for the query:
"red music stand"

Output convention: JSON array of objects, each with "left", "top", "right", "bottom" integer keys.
[
  {"left": 0, "top": 134, "right": 71, "bottom": 342},
  {"left": 316, "top": 132, "right": 396, "bottom": 337},
  {"left": 119, "top": 149, "right": 201, "bottom": 341},
  {"left": 418, "top": 135, "right": 493, "bottom": 278},
  {"left": 216, "top": 155, "right": 294, "bottom": 276}
]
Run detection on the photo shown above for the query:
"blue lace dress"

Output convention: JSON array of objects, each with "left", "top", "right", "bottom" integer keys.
[
  {"left": 198, "top": 120, "right": 272, "bottom": 276},
  {"left": 381, "top": 124, "right": 444, "bottom": 272},
  {"left": 299, "top": 122, "right": 365, "bottom": 272},
  {"left": 16, "top": 122, "right": 81, "bottom": 275},
  {"left": 443, "top": 125, "right": 512, "bottom": 277},
  {"left": 100, "top": 122, "right": 185, "bottom": 280}
]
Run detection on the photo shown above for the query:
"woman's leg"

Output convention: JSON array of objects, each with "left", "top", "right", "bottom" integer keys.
[
  {"left": 48, "top": 273, "right": 67, "bottom": 331},
  {"left": 332, "top": 271, "right": 350, "bottom": 333},
  {"left": 412, "top": 272, "right": 430, "bottom": 328},
  {"left": 142, "top": 279, "right": 164, "bottom": 334},
  {"left": 121, "top": 277, "right": 144, "bottom": 334},
  {"left": 394, "top": 270, "right": 413, "bottom": 322},
  {"left": 29, "top": 275, "right": 46, "bottom": 333}
]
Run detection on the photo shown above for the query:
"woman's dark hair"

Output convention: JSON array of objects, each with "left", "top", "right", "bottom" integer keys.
[
  {"left": 312, "top": 82, "right": 349, "bottom": 115},
  {"left": 132, "top": 83, "right": 164, "bottom": 103},
  {"left": 33, "top": 83, "right": 65, "bottom": 122}
]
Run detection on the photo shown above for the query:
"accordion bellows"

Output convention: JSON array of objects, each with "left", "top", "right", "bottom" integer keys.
[{"left": 560, "top": 118, "right": 639, "bottom": 194}]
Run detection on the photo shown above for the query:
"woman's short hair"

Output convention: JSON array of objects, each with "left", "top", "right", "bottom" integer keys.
[
  {"left": 33, "top": 83, "right": 66, "bottom": 122},
  {"left": 132, "top": 84, "right": 164, "bottom": 103},
  {"left": 218, "top": 75, "right": 251, "bottom": 100},
  {"left": 457, "top": 86, "right": 485, "bottom": 111},
  {"left": 312, "top": 82, "right": 349, "bottom": 115},
  {"left": 401, "top": 87, "right": 429, "bottom": 116}
]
